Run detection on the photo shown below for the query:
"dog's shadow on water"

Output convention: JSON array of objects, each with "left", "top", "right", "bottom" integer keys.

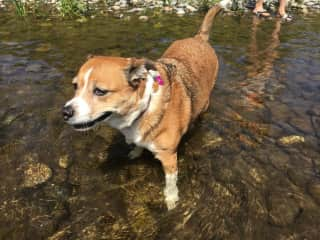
[
  {"left": 98, "top": 131, "right": 162, "bottom": 177},
  {"left": 96, "top": 114, "right": 217, "bottom": 201},
  {"left": 98, "top": 116, "right": 211, "bottom": 175}
]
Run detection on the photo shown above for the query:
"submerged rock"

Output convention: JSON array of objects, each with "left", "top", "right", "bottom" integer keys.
[
  {"left": 26, "top": 63, "right": 42, "bottom": 72},
  {"left": 112, "top": 5, "right": 121, "bottom": 11},
  {"left": 22, "top": 162, "right": 52, "bottom": 187},
  {"left": 58, "top": 154, "right": 71, "bottom": 169},
  {"left": 139, "top": 15, "right": 149, "bottom": 21},
  {"left": 163, "top": 6, "right": 173, "bottom": 12},
  {"left": 176, "top": 8, "right": 185, "bottom": 16},
  {"left": 268, "top": 193, "right": 300, "bottom": 227},
  {"left": 48, "top": 226, "right": 71, "bottom": 240},
  {"left": 308, "top": 181, "right": 320, "bottom": 205},
  {"left": 127, "top": 7, "right": 144, "bottom": 13},
  {"left": 185, "top": 4, "right": 197, "bottom": 12},
  {"left": 278, "top": 135, "right": 305, "bottom": 145},
  {"left": 39, "top": 22, "right": 53, "bottom": 27},
  {"left": 2, "top": 112, "right": 23, "bottom": 125},
  {"left": 35, "top": 43, "right": 52, "bottom": 52},
  {"left": 76, "top": 17, "right": 88, "bottom": 23},
  {"left": 127, "top": 204, "right": 157, "bottom": 239}
]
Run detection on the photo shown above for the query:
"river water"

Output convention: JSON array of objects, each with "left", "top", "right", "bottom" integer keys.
[{"left": 0, "top": 11, "right": 320, "bottom": 239}]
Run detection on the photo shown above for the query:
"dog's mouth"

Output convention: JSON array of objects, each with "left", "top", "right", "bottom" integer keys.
[{"left": 72, "top": 111, "right": 112, "bottom": 130}]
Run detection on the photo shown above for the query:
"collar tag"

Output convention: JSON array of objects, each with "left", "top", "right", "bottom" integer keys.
[
  {"left": 155, "top": 75, "right": 164, "bottom": 86},
  {"left": 148, "top": 70, "right": 164, "bottom": 86}
]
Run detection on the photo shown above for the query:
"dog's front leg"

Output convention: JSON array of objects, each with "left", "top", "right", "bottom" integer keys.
[
  {"left": 128, "top": 146, "right": 144, "bottom": 159},
  {"left": 156, "top": 151, "right": 179, "bottom": 210}
]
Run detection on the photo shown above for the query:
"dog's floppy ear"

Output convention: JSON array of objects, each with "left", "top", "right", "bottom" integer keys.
[{"left": 126, "top": 58, "right": 157, "bottom": 88}]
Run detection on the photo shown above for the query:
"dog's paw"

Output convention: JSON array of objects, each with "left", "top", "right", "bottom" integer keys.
[
  {"left": 164, "top": 185, "right": 179, "bottom": 210},
  {"left": 128, "top": 146, "right": 144, "bottom": 159},
  {"left": 165, "top": 195, "right": 179, "bottom": 210}
]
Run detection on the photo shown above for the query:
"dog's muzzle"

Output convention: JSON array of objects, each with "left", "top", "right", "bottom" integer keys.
[
  {"left": 71, "top": 111, "right": 113, "bottom": 130},
  {"left": 62, "top": 104, "right": 113, "bottom": 130}
]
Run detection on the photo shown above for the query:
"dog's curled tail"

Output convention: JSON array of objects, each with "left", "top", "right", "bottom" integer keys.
[{"left": 196, "top": 4, "right": 222, "bottom": 41}]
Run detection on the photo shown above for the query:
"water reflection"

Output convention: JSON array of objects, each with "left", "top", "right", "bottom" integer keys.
[{"left": 241, "top": 17, "right": 282, "bottom": 109}]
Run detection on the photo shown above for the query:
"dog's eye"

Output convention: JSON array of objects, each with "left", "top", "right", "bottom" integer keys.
[
  {"left": 73, "top": 83, "right": 78, "bottom": 90},
  {"left": 93, "top": 87, "right": 108, "bottom": 96}
]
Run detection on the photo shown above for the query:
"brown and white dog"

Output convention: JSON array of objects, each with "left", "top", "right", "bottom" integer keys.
[{"left": 63, "top": 5, "right": 221, "bottom": 210}]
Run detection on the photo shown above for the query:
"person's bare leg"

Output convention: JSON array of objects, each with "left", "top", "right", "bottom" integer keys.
[
  {"left": 253, "top": 0, "right": 270, "bottom": 17},
  {"left": 254, "top": 0, "right": 264, "bottom": 11},
  {"left": 278, "top": 0, "right": 293, "bottom": 21},
  {"left": 278, "top": 0, "right": 287, "bottom": 16}
]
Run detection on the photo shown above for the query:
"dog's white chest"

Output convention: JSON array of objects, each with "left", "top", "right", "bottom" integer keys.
[{"left": 121, "top": 126, "right": 155, "bottom": 152}]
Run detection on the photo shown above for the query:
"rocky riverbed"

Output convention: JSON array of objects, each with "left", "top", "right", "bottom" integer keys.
[{"left": 1, "top": 8, "right": 320, "bottom": 239}]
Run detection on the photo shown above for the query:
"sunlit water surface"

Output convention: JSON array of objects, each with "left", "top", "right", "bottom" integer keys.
[{"left": 0, "top": 11, "right": 320, "bottom": 239}]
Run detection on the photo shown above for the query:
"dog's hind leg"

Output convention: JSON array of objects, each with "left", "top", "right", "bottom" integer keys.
[{"left": 156, "top": 151, "right": 179, "bottom": 210}]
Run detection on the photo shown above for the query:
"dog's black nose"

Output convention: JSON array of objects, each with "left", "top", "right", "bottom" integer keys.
[{"left": 62, "top": 105, "right": 74, "bottom": 121}]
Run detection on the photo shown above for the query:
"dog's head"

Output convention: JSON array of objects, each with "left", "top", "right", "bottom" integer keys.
[{"left": 62, "top": 56, "right": 157, "bottom": 131}]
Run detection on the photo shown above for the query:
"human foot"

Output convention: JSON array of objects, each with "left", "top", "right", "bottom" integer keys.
[
  {"left": 253, "top": 9, "right": 271, "bottom": 17},
  {"left": 277, "top": 12, "right": 293, "bottom": 22}
]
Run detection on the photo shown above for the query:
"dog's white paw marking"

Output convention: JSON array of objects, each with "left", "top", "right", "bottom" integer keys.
[
  {"left": 128, "top": 146, "right": 144, "bottom": 159},
  {"left": 164, "top": 172, "right": 179, "bottom": 210}
]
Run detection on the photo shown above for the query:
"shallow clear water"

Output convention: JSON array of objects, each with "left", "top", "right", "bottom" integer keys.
[{"left": 0, "top": 11, "right": 320, "bottom": 239}]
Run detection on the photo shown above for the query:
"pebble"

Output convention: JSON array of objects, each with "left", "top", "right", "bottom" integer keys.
[
  {"left": 35, "top": 43, "right": 52, "bottom": 52},
  {"left": 115, "top": 13, "right": 124, "bottom": 19},
  {"left": 58, "top": 155, "right": 71, "bottom": 169},
  {"left": 76, "top": 17, "right": 88, "bottom": 23},
  {"left": 176, "top": 8, "right": 185, "bottom": 16},
  {"left": 120, "top": 3, "right": 128, "bottom": 9},
  {"left": 170, "top": 0, "right": 177, "bottom": 5},
  {"left": 130, "top": 0, "right": 141, "bottom": 5},
  {"left": 305, "top": 1, "right": 314, "bottom": 6},
  {"left": 2, "top": 41, "right": 19, "bottom": 46},
  {"left": 163, "top": 6, "right": 173, "bottom": 12},
  {"left": 40, "top": 22, "right": 53, "bottom": 27},
  {"left": 127, "top": 7, "right": 144, "bottom": 13},
  {"left": 301, "top": 6, "right": 309, "bottom": 14},
  {"left": 138, "top": 15, "right": 148, "bottom": 21},
  {"left": 112, "top": 5, "right": 121, "bottom": 11},
  {"left": 278, "top": 135, "right": 305, "bottom": 145},
  {"left": 185, "top": 4, "right": 197, "bottom": 12}
]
